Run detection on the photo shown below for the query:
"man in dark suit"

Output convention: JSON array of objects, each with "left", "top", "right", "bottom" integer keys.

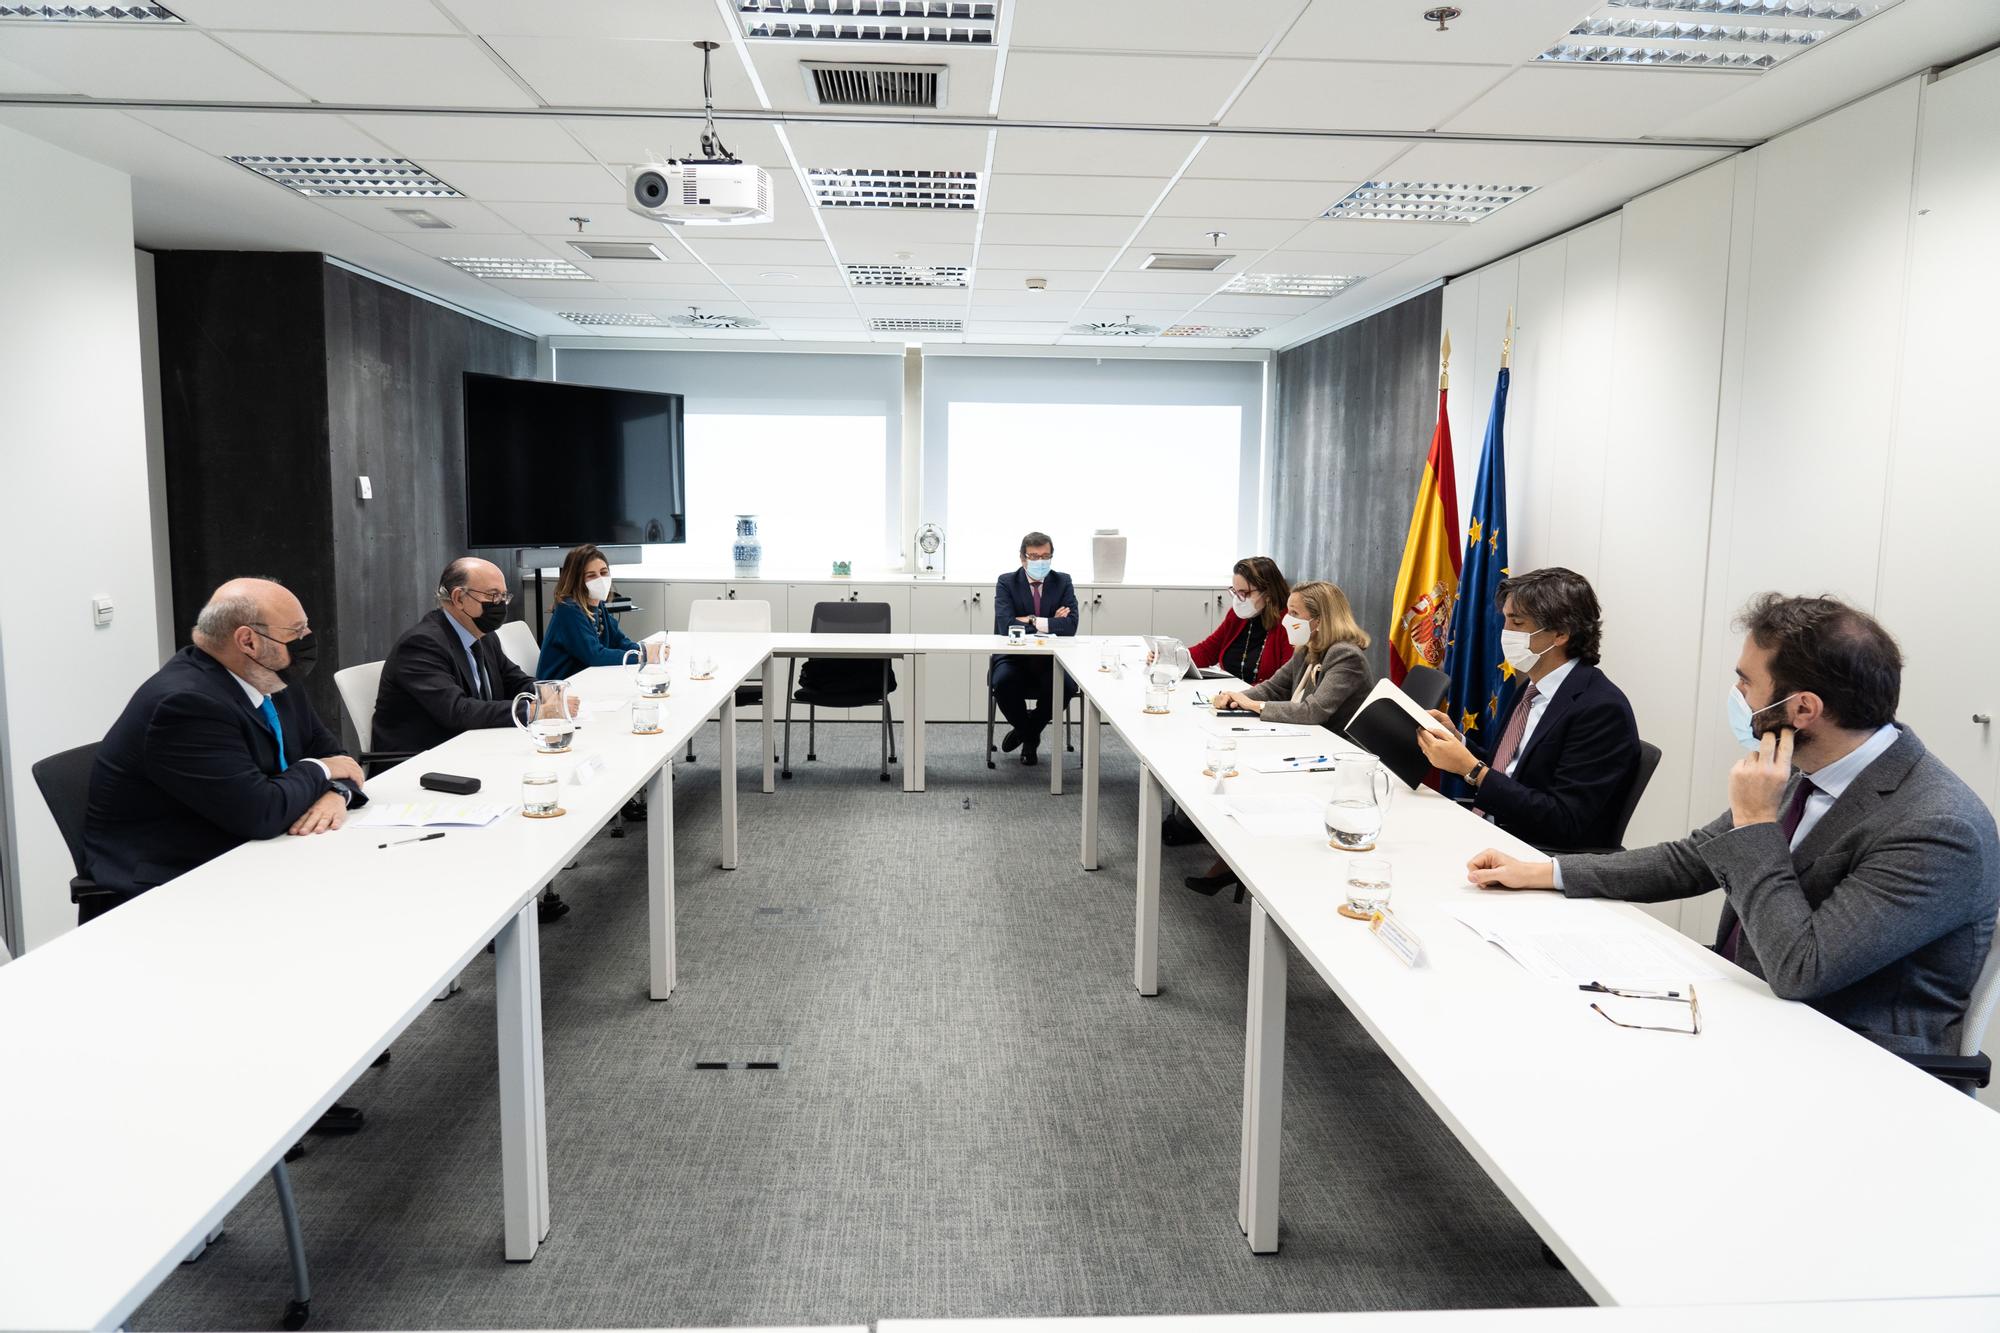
[
  {"left": 1418, "top": 567, "right": 1642, "bottom": 850},
  {"left": 1469, "top": 594, "right": 2000, "bottom": 1059},
  {"left": 988, "top": 530, "right": 1081, "bottom": 766},
  {"left": 84, "top": 577, "right": 366, "bottom": 915}
]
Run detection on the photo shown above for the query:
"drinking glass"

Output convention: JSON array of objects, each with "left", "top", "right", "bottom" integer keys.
[
  {"left": 631, "top": 697, "right": 663, "bottom": 734},
  {"left": 1007, "top": 624, "right": 1027, "bottom": 644},
  {"left": 1098, "top": 641, "right": 1119, "bottom": 672},
  {"left": 1203, "top": 735, "right": 1238, "bottom": 779},
  {"left": 521, "top": 769, "right": 560, "bottom": 817},
  {"left": 1344, "top": 856, "right": 1393, "bottom": 917}
]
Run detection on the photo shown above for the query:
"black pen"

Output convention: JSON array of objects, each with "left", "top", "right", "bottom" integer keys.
[
  {"left": 1279, "top": 754, "right": 1329, "bottom": 763},
  {"left": 379, "top": 831, "right": 446, "bottom": 849}
]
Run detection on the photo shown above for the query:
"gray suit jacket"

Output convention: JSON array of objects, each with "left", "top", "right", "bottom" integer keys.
[
  {"left": 1246, "top": 640, "right": 1374, "bottom": 730},
  {"left": 1559, "top": 727, "right": 1998, "bottom": 1056}
]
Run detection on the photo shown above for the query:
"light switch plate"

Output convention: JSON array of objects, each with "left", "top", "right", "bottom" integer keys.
[
  {"left": 92, "top": 596, "right": 114, "bottom": 627},
  {"left": 356, "top": 475, "right": 373, "bottom": 500}
]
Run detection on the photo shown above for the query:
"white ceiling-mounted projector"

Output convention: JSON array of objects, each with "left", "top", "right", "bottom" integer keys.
[{"left": 624, "top": 39, "right": 774, "bottom": 228}]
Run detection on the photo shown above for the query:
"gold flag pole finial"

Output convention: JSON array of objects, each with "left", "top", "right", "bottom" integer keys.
[
  {"left": 1440, "top": 330, "right": 1452, "bottom": 391},
  {"left": 1501, "top": 306, "right": 1514, "bottom": 370}
]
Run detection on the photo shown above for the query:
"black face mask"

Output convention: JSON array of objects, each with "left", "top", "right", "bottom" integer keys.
[
  {"left": 467, "top": 598, "right": 509, "bottom": 635},
  {"left": 277, "top": 631, "right": 318, "bottom": 683}
]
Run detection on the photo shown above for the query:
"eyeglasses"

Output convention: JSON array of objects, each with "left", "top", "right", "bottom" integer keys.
[
  {"left": 250, "top": 623, "right": 311, "bottom": 644},
  {"left": 1581, "top": 981, "right": 1701, "bottom": 1035},
  {"left": 456, "top": 589, "right": 512, "bottom": 607}
]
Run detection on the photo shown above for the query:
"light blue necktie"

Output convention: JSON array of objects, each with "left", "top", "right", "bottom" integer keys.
[{"left": 257, "top": 696, "right": 288, "bottom": 772}]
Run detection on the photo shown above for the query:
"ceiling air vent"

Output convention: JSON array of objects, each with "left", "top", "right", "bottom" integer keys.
[
  {"left": 803, "top": 61, "right": 948, "bottom": 108},
  {"left": 1068, "top": 317, "right": 1162, "bottom": 338},
  {"left": 665, "top": 307, "right": 764, "bottom": 330},
  {"left": 1161, "top": 324, "right": 1266, "bottom": 339},
  {"left": 560, "top": 312, "right": 668, "bottom": 327},
  {"left": 869, "top": 318, "right": 962, "bottom": 332},
  {"left": 807, "top": 167, "right": 979, "bottom": 211},
  {"left": 847, "top": 263, "right": 967, "bottom": 287},
  {"left": 743, "top": 1, "right": 999, "bottom": 44},
  {"left": 1140, "top": 252, "right": 1234, "bottom": 273},
  {"left": 568, "top": 240, "right": 670, "bottom": 262}
]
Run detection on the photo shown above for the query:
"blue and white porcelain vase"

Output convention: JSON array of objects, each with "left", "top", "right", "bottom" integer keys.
[{"left": 732, "top": 513, "right": 762, "bottom": 577}]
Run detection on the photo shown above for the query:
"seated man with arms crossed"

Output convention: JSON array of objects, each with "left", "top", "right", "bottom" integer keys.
[
  {"left": 989, "top": 530, "right": 1081, "bottom": 767},
  {"left": 1469, "top": 593, "right": 1999, "bottom": 1058}
]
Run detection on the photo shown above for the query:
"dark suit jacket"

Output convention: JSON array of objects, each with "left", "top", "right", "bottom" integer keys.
[
  {"left": 1561, "top": 727, "right": 2000, "bottom": 1056},
  {"left": 371, "top": 608, "right": 535, "bottom": 757},
  {"left": 83, "top": 645, "right": 345, "bottom": 896},
  {"left": 1471, "top": 661, "right": 1642, "bottom": 852},
  {"left": 988, "top": 567, "right": 1080, "bottom": 685}
]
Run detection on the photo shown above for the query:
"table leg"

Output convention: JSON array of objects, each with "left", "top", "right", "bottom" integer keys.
[
  {"left": 761, "top": 656, "right": 776, "bottom": 795},
  {"left": 1081, "top": 693, "right": 1100, "bottom": 870},
  {"left": 719, "top": 695, "right": 738, "bottom": 870},
  {"left": 1240, "top": 898, "right": 1286, "bottom": 1253},
  {"left": 1049, "top": 654, "right": 1065, "bottom": 796},
  {"left": 906, "top": 652, "right": 925, "bottom": 793},
  {"left": 495, "top": 898, "right": 549, "bottom": 1260},
  {"left": 647, "top": 761, "right": 675, "bottom": 1000},
  {"left": 1135, "top": 763, "right": 1161, "bottom": 996}
]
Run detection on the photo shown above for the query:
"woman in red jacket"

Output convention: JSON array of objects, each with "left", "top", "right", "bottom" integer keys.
[{"left": 1189, "top": 555, "right": 1291, "bottom": 685}]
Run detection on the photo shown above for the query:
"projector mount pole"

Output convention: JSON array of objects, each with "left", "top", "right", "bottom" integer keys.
[{"left": 692, "top": 40, "right": 734, "bottom": 163}]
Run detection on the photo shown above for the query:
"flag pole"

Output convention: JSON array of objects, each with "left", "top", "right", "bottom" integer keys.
[
  {"left": 1501, "top": 306, "right": 1514, "bottom": 369},
  {"left": 1439, "top": 330, "right": 1452, "bottom": 390}
]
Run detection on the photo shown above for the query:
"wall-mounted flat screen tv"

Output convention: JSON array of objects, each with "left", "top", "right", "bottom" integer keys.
[{"left": 463, "top": 372, "right": 686, "bottom": 548}]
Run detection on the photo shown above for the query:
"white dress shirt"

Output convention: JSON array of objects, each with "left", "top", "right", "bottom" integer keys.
[
  {"left": 225, "top": 669, "right": 332, "bottom": 780},
  {"left": 1505, "top": 657, "right": 1577, "bottom": 777}
]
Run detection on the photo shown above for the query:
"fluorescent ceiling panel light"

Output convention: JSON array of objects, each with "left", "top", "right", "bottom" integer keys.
[
  {"left": 846, "top": 263, "right": 968, "bottom": 287},
  {"left": 739, "top": 0, "right": 998, "bottom": 44},
  {"left": 1321, "top": 181, "right": 1534, "bottom": 225},
  {"left": 806, "top": 167, "right": 980, "bottom": 211},
  {"left": 1545, "top": 0, "right": 1900, "bottom": 69},
  {"left": 869, "top": 317, "right": 962, "bottom": 332},
  {"left": 0, "top": 3, "right": 180, "bottom": 19},
  {"left": 230, "top": 155, "right": 461, "bottom": 199},
  {"left": 1605, "top": 0, "right": 1883, "bottom": 15},
  {"left": 568, "top": 240, "right": 669, "bottom": 261},
  {"left": 443, "top": 256, "right": 592, "bottom": 281},
  {"left": 389, "top": 207, "right": 453, "bottom": 230},
  {"left": 560, "top": 312, "right": 667, "bottom": 327},
  {"left": 1221, "top": 273, "right": 1360, "bottom": 298},
  {"left": 1140, "top": 253, "right": 1234, "bottom": 273},
  {"left": 1068, "top": 318, "right": 1161, "bottom": 337},
  {"left": 1161, "top": 324, "right": 1265, "bottom": 339}
]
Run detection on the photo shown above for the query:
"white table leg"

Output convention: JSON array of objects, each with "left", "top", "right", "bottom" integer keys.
[
  {"left": 1049, "top": 654, "right": 1065, "bottom": 796},
  {"left": 647, "top": 761, "right": 675, "bottom": 1000},
  {"left": 1241, "top": 898, "right": 1287, "bottom": 1254},
  {"left": 1135, "top": 763, "right": 1161, "bottom": 996},
  {"left": 905, "top": 652, "right": 925, "bottom": 793},
  {"left": 1081, "top": 693, "right": 1101, "bottom": 870},
  {"left": 761, "top": 656, "right": 777, "bottom": 795},
  {"left": 494, "top": 899, "right": 549, "bottom": 1261},
  {"left": 719, "top": 695, "right": 738, "bottom": 870}
]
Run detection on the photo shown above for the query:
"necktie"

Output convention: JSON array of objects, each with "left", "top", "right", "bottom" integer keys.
[
  {"left": 1488, "top": 681, "right": 1540, "bottom": 776},
  {"left": 257, "top": 696, "right": 288, "bottom": 772},
  {"left": 470, "top": 647, "right": 489, "bottom": 700},
  {"left": 1721, "top": 778, "right": 1814, "bottom": 962},
  {"left": 1030, "top": 580, "right": 1043, "bottom": 616}
]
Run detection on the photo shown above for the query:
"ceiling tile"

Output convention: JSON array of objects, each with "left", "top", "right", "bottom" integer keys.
[
  {"left": 975, "top": 243, "right": 1124, "bottom": 271},
  {"left": 850, "top": 286, "right": 971, "bottom": 308},
  {"left": 1221, "top": 59, "right": 1509, "bottom": 131},
  {"left": 781, "top": 122, "right": 991, "bottom": 169},
  {"left": 219, "top": 33, "right": 538, "bottom": 107},
  {"left": 985, "top": 173, "right": 1167, "bottom": 216},
  {"left": 436, "top": 0, "right": 726, "bottom": 39},
  {"left": 1370, "top": 138, "right": 1611, "bottom": 185},
  {"left": 595, "top": 279, "right": 726, "bottom": 299},
  {"left": 1276, "top": 0, "right": 1599, "bottom": 63},
  {"left": 745, "top": 301, "right": 868, "bottom": 318},
  {"left": 978, "top": 214, "right": 1139, "bottom": 247},
  {"left": 818, "top": 209, "right": 979, "bottom": 248},
  {"left": 562, "top": 116, "right": 785, "bottom": 168},
  {"left": 1130, "top": 216, "right": 1304, "bottom": 251},
  {"left": 170, "top": 0, "right": 460, "bottom": 31},
  {"left": 998, "top": 51, "right": 1254, "bottom": 124},
  {"left": 128, "top": 109, "right": 389, "bottom": 156},
  {"left": 0, "top": 28, "right": 305, "bottom": 101},
  {"left": 832, "top": 241, "right": 974, "bottom": 267},
  {"left": 728, "top": 286, "right": 853, "bottom": 305},
  {"left": 1184, "top": 134, "right": 1402, "bottom": 182},
  {"left": 989, "top": 127, "right": 1201, "bottom": 179},
  {"left": 1095, "top": 268, "right": 1246, "bottom": 291},
  {"left": 762, "top": 316, "right": 868, "bottom": 331},
  {"left": 1195, "top": 294, "right": 1324, "bottom": 315},
  {"left": 1007, "top": 0, "right": 1303, "bottom": 55},
  {"left": 423, "top": 160, "right": 622, "bottom": 203},
  {"left": 1241, "top": 248, "right": 1404, "bottom": 276},
  {"left": 970, "top": 269, "right": 1104, "bottom": 293},
  {"left": 389, "top": 231, "right": 570, "bottom": 260},
  {"left": 1281, "top": 218, "right": 1456, "bottom": 255},
  {"left": 676, "top": 237, "right": 836, "bottom": 267},
  {"left": 315, "top": 196, "right": 522, "bottom": 234},
  {"left": 708, "top": 264, "right": 847, "bottom": 287},
  {"left": 0, "top": 51, "right": 68, "bottom": 93},
  {"left": 1154, "top": 177, "right": 1348, "bottom": 221},
  {"left": 1071, "top": 290, "right": 1212, "bottom": 311},
  {"left": 964, "top": 321, "right": 1069, "bottom": 335},
  {"left": 489, "top": 199, "right": 678, "bottom": 238},
  {"left": 344, "top": 114, "right": 592, "bottom": 163},
  {"left": 1440, "top": 65, "right": 1750, "bottom": 140},
  {"left": 626, "top": 297, "right": 755, "bottom": 318},
  {"left": 487, "top": 35, "right": 757, "bottom": 108}
]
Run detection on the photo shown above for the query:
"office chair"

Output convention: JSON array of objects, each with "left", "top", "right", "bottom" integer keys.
[
  {"left": 985, "top": 690, "right": 1080, "bottom": 769},
  {"left": 1399, "top": 665, "right": 1451, "bottom": 713},
  {"left": 331, "top": 660, "right": 414, "bottom": 775},
  {"left": 782, "top": 601, "right": 898, "bottom": 783},
  {"left": 495, "top": 620, "right": 542, "bottom": 680},
  {"left": 1903, "top": 912, "right": 2000, "bottom": 1095},
  {"left": 1527, "top": 741, "right": 1663, "bottom": 856},
  {"left": 684, "top": 598, "right": 775, "bottom": 765},
  {"left": 31, "top": 745, "right": 315, "bottom": 1329}
]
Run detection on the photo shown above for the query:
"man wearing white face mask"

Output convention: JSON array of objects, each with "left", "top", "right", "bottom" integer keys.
[
  {"left": 1417, "top": 567, "right": 1642, "bottom": 850},
  {"left": 1467, "top": 593, "right": 1999, "bottom": 1060}
]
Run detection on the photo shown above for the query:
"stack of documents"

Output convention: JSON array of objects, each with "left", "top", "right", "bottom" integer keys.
[
  {"left": 348, "top": 801, "right": 514, "bottom": 829},
  {"left": 1447, "top": 900, "right": 1718, "bottom": 985}
]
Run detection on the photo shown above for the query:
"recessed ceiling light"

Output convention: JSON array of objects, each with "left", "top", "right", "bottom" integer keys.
[
  {"left": 1321, "top": 181, "right": 1534, "bottom": 224},
  {"left": 1606, "top": 0, "right": 1881, "bottom": 15},
  {"left": 0, "top": 3, "right": 180, "bottom": 19},
  {"left": 560, "top": 311, "right": 668, "bottom": 327},
  {"left": 869, "top": 317, "right": 962, "bottom": 332},
  {"left": 388, "top": 207, "right": 453, "bottom": 230},
  {"left": 230, "top": 155, "right": 460, "bottom": 199},
  {"left": 1140, "top": 252, "right": 1235, "bottom": 273},
  {"left": 1068, "top": 317, "right": 1162, "bottom": 338},
  {"left": 567, "top": 240, "right": 669, "bottom": 262},
  {"left": 442, "top": 256, "right": 592, "bottom": 281},
  {"left": 759, "top": 271, "right": 800, "bottom": 280},
  {"left": 666, "top": 307, "right": 764, "bottom": 330},
  {"left": 738, "top": 0, "right": 998, "bottom": 44},
  {"left": 1161, "top": 324, "right": 1265, "bottom": 340},
  {"left": 1222, "top": 273, "right": 1361, "bottom": 298},
  {"left": 1544, "top": 0, "right": 1900, "bottom": 69},
  {"left": 806, "top": 168, "right": 980, "bottom": 211},
  {"left": 847, "top": 263, "right": 968, "bottom": 288}
]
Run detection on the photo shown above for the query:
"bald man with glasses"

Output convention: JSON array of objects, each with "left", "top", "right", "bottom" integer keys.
[{"left": 370, "top": 557, "right": 544, "bottom": 758}]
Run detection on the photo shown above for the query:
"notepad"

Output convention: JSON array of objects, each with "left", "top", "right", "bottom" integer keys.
[
  {"left": 1344, "top": 678, "right": 1452, "bottom": 788},
  {"left": 348, "top": 801, "right": 513, "bottom": 829},
  {"left": 1447, "top": 901, "right": 1718, "bottom": 984}
]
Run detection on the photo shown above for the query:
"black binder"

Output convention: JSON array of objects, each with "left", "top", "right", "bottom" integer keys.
[{"left": 1343, "top": 684, "right": 1444, "bottom": 789}]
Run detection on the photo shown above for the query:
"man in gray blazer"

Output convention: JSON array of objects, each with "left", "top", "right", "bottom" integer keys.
[{"left": 1467, "top": 593, "right": 1998, "bottom": 1058}]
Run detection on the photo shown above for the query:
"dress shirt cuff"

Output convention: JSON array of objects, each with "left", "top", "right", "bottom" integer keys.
[
  {"left": 304, "top": 757, "right": 330, "bottom": 780},
  {"left": 1034, "top": 616, "right": 1050, "bottom": 633},
  {"left": 1551, "top": 859, "right": 1565, "bottom": 892}
]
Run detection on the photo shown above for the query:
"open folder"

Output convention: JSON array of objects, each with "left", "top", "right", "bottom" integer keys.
[{"left": 1343, "top": 678, "right": 1452, "bottom": 789}]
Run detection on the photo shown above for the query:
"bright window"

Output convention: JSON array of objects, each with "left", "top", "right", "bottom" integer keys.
[
  {"left": 682, "top": 413, "right": 889, "bottom": 571},
  {"left": 945, "top": 402, "right": 1243, "bottom": 582}
]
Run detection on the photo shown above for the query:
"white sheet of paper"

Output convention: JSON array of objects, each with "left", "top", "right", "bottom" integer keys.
[
  {"left": 1217, "top": 794, "right": 1324, "bottom": 838},
  {"left": 1202, "top": 719, "right": 1316, "bottom": 738},
  {"left": 1447, "top": 901, "right": 1719, "bottom": 984},
  {"left": 347, "top": 801, "right": 512, "bottom": 829},
  {"left": 1346, "top": 677, "right": 1454, "bottom": 735},
  {"left": 1245, "top": 753, "right": 1339, "bottom": 774}
]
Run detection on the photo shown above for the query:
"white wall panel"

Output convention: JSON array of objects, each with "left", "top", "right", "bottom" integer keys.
[{"left": 1544, "top": 219, "right": 1621, "bottom": 579}]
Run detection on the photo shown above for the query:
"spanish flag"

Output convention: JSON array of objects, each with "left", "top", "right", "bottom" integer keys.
[{"left": 1387, "top": 335, "right": 1461, "bottom": 685}]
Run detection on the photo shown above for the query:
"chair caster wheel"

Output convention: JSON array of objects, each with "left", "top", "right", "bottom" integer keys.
[
  {"left": 781, "top": 770, "right": 793, "bottom": 780},
  {"left": 986, "top": 760, "right": 995, "bottom": 769},
  {"left": 283, "top": 1298, "right": 311, "bottom": 1330},
  {"left": 879, "top": 772, "right": 891, "bottom": 782}
]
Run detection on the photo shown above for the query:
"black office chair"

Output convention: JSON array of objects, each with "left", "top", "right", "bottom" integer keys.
[
  {"left": 31, "top": 743, "right": 315, "bottom": 1328},
  {"left": 1399, "top": 664, "right": 1451, "bottom": 714},
  {"left": 782, "top": 601, "right": 899, "bottom": 783},
  {"left": 1529, "top": 740, "right": 1663, "bottom": 856}
]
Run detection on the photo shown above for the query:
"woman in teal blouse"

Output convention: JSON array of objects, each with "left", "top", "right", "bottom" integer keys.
[{"left": 536, "top": 544, "right": 646, "bottom": 679}]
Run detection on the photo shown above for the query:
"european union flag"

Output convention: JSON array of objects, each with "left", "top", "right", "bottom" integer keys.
[{"left": 1443, "top": 366, "right": 1511, "bottom": 796}]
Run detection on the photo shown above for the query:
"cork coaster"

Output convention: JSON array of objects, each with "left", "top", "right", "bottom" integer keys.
[{"left": 522, "top": 807, "right": 568, "bottom": 820}]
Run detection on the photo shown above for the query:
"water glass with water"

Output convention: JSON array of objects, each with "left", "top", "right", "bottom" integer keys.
[
  {"left": 1344, "top": 856, "right": 1393, "bottom": 917},
  {"left": 521, "top": 769, "right": 560, "bottom": 817},
  {"left": 1203, "top": 734, "right": 1238, "bottom": 779},
  {"left": 1098, "top": 640, "right": 1119, "bottom": 672},
  {"left": 1324, "top": 756, "right": 1393, "bottom": 851},
  {"left": 631, "top": 697, "right": 662, "bottom": 734}
]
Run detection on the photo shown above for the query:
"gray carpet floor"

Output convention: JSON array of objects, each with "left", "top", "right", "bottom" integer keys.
[{"left": 135, "top": 723, "right": 1586, "bottom": 1330}]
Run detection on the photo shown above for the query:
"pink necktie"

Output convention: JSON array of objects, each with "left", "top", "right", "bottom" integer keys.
[
  {"left": 1030, "top": 581, "right": 1042, "bottom": 616},
  {"left": 1488, "top": 681, "right": 1539, "bottom": 776}
]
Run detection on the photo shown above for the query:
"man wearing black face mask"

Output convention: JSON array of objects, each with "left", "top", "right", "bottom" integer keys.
[
  {"left": 83, "top": 577, "right": 367, "bottom": 920},
  {"left": 370, "top": 556, "right": 544, "bottom": 761}
]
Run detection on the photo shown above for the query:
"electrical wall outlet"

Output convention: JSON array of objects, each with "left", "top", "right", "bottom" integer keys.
[{"left": 356, "top": 475, "right": 373, "bottom": 500}]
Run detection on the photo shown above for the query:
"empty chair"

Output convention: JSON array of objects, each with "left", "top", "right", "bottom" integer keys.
[
  {"left": 1399, "top": 664, "right": 1451, "bottom": 713},
  {"left": 496, "top": 619, "right": 541, "bottom": 680},
  {"left": 782, "top": 601, "right": 898, "bottom": 783},
  {"left": 332, "top": 660, "right": 411, "bottom": 774},
  {"left": 31, "top": 744, "right": 314, "bottom": 1329},
  {"left": 685, "top": 598, "right": 773, "bottom": 764}
]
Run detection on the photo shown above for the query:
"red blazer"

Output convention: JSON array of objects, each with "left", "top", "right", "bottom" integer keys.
[{"left": 1189, "top": 610, "right": 1290, "bottom": 686}]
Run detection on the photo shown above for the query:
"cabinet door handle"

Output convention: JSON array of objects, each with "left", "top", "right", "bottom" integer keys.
[
  {"left": 972, "top": 593, "right": 981, "bottom": 606},
  {"left": 726, "top": 588, "right": 735, "bottom": 599},
  {"left": 1976, "top": 714, "right": 1992, "bottom": 725}
]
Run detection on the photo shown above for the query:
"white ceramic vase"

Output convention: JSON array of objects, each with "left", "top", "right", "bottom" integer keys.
[
  {"left": 1092, "top": 528, "right": 1128, "bottom": 584},
  {"left": 732, "top": 513, "right": 762, "bottom": 577}
]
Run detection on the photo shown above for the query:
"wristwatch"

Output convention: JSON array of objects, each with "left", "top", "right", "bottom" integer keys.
[
  {"left": 1467, "top": 762, "right": 1487, "bottom": 787},
  {"left": 327, "top": 777, "right": 359, "bottom": 807}
]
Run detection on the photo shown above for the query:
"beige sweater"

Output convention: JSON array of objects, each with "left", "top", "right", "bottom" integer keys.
[{"left": 1245, "top": 640, "right": 1374, "bottom": 729}]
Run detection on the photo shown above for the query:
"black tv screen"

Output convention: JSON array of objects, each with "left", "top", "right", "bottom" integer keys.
[{"left": 463, "top": 373, "right": 686, "bottom": 548}]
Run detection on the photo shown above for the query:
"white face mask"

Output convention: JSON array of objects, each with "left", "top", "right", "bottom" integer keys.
[
  {"left": 1282, "top": 614, "right": 1310, "bottom": 647},
  {"left": 585, "top": 575, "right": 613, "bottom": 602},
  {"left": 1229, "top": 590, "right": 1259, "bottom": 620},
  {"left": 1501, "top": 628, "right": 1548, "bottom": 674}
]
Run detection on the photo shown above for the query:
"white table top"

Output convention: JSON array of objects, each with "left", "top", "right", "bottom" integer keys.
[
  {"left": 750, "top": 631, "right": 1085, "bottom": 655},
  {"left": 0, "top": 641, "right": 763, "bottom": 1331},
  {"left": 1059, "top": 640, "right": 2000, "bottom": 1308},
  {"left": 884, "top": 1300, "right": 2000, "bottom": 1333}
]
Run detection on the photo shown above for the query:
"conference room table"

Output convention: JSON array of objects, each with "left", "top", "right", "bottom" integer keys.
[
  {"left": 884, "top": 1301, "right": 2000, "bottom": 1333},
  {"left": 1057, "top": 638, "right": 2000, "bottom": 1305}
]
